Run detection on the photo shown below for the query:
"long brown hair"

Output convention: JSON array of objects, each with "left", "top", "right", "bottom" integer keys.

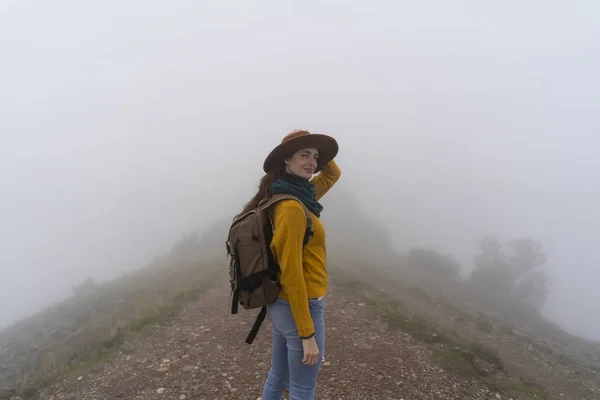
[{"left": 240, "top": 162, "right": 286, "bottom": 215}]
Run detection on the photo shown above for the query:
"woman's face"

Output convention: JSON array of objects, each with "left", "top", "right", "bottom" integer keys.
[{"left": 285, "top": 148, "right": 319, "bottom": 179}]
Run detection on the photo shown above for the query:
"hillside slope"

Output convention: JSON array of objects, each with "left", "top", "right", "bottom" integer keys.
[
  {"left": 2, "top": 260, "right": 600, "bottom": 398},
  {"left": 33, "top": 278, "right": 505, "bottom": 400},
  {"left": 23, "top": 264, "right": 599, "bottom": 400}
]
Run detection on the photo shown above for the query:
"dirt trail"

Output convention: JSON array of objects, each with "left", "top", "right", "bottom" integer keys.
[{"left": 37, "top": 283, "right": 505, "bottom": 400}]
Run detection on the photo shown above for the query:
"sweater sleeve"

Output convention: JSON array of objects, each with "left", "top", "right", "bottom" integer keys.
[
  {"left": 269, "top": 200, "right": 315, "bottom": 338},
  {"left": 311, "top": 159, "right": 341, "bottom": 200}
]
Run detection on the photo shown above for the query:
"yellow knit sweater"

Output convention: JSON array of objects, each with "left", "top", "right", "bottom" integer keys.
[{"left": 269, "top": 160, "right": 341, "bottom": 337}]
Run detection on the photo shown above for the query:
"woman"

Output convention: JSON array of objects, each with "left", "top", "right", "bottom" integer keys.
[{"left": 242, "top": 129, "right": 341, "bottom": 400}]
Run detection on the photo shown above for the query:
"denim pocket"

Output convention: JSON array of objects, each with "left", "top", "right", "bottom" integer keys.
[{"left": 308, "top": 297, "right": 324, "bottom": 310}]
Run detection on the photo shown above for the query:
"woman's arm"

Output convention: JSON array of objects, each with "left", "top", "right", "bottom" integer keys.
[
  {"left": 269, "top": 200, "right": 315, "bottom": 338},
  {"left": 310, "top": 159, "right": 341, "bottom": 200}
]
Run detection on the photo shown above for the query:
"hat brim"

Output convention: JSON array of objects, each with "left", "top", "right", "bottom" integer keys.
[{"left": 263, "top": 134, "right": 339, "bottom": 173}]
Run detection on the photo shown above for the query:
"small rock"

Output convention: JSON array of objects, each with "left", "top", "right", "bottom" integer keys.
[
  {"left": 182, "top": 365, "right": 194, "bottom": 372},
  {"left": 322, "top": 361, "right": 331, "bottom": 366},
  {"left": 156, "top": 388, "right": 165, "bottom": 394},
  {"left": 77, "top": 376, "right": 83, "bottom": 381},
  {"left": 179, "top": 396, "right": 187, "bottom": 400},
  {"left": 157, "top": 367, "right": 168, "bottom": 373}
]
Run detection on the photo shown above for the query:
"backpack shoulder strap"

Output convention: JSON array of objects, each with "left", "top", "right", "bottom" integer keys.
[{"left": 259, "top": 194, "right": 313, "bottom": 245}]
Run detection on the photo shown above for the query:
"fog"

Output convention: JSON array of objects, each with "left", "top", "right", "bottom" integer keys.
[{"left": 1, "top": 1, "right": 599, "bottom": 341}]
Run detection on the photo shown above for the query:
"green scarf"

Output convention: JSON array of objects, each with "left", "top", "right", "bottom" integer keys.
[{"left": 272, "top": 172, "right": 323, "bottom": 217}]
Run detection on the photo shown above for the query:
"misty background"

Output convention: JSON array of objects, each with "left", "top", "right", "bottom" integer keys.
[{"left": 1, "top": 1, "right": 599, "bottom": 341}]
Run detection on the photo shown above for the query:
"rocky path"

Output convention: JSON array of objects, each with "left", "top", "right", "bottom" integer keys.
[{"left": 37, "top": 283, "right": 505, "bottom": 400}]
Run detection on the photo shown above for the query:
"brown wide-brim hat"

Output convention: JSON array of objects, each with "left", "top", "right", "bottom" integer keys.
[{"left": 263, "top": 129, "right": 339, "bottom": 173}]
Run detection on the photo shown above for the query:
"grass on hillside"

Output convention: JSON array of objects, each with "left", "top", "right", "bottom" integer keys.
[
  {"left": 0, "top": 259, "right": 224, "bottom": 400},
  {"left": 331, "top": 268, "right": 550, "bottom": 400}
]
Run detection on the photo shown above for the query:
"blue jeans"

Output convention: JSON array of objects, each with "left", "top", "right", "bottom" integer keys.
[{"left": 261, "top": 297, "right": 325, "bottom": 400}]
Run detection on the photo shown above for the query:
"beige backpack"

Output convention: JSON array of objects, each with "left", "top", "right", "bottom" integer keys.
[{"left": 226, "top": 194, "right": 313, "bottom": 344}]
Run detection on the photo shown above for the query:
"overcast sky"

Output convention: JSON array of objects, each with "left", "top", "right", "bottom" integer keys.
[{"left": 1, "top": 1, "right": 599, "bottom": 340}]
